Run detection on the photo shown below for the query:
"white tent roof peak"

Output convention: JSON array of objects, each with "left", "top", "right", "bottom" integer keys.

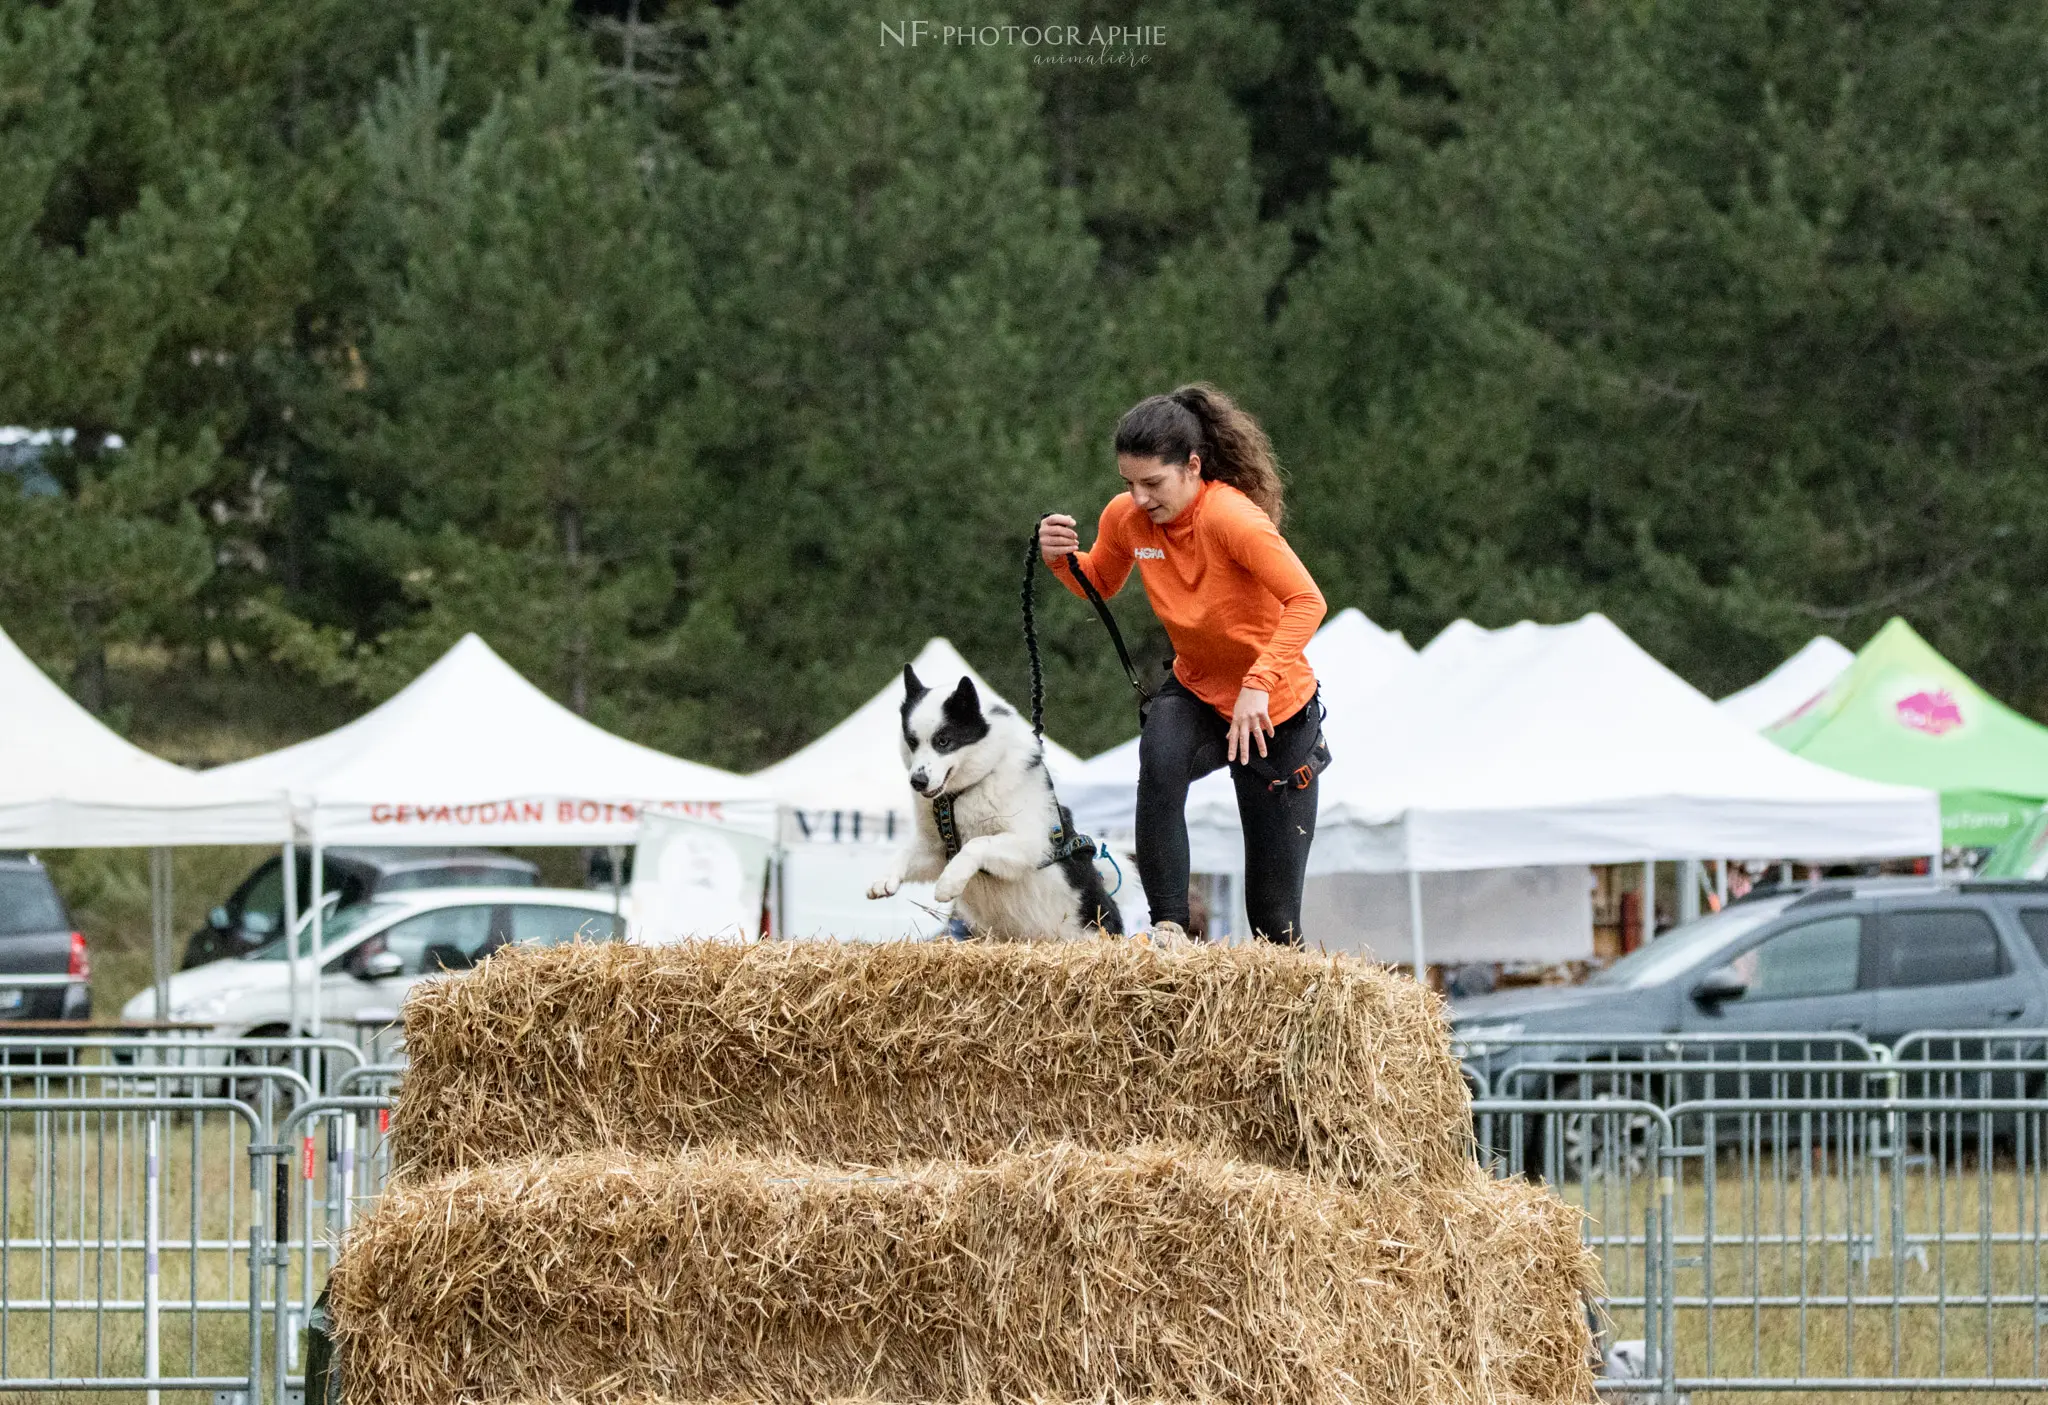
[
  {"left": 206, "top": 632, "right": 766, "bottom": 843},
  {"left": 1718, "top": 635, "right": 1855, "bottom": 731},
  {"left": 1290, "top": 611, "right": 1935, "bottom": 870},
  {"left": 755, "top": 637, "right": 1083, "bottom": 817},
  {"left": 0, "top": 625, "right": 287, "bottom": 846}
]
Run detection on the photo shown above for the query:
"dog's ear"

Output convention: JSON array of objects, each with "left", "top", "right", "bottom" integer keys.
[
  {"left": 902, "top": 665, "right": 928, "bottom": 704},
  {"left": 943, "top": 674, "right": 982, "bottom": 721}
]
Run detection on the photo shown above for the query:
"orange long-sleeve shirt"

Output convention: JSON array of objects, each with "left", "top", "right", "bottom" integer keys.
[{"left": 1053, "top": 479, "right": 1326, "bottom": 724}]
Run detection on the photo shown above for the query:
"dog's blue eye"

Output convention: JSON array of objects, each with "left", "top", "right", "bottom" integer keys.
[{"left": 931, "top": 729, "right": 957, "bottom": 753}]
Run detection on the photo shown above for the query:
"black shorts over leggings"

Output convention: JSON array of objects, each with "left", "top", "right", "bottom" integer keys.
[{"left": 1135, "top": 675, "right": 1318, "bottom": 944}]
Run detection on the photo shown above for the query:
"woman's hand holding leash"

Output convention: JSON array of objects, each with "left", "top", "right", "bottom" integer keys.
[
  {"left": 1228, "top": 686, "right": 1274, "bottom": 764},
  {"left": 1038, "top": 513, "right": 1079, "bottom": 564}
]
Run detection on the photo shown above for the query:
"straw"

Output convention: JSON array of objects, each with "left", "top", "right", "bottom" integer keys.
[
  {"left": 391, "top": 938, "right": 1474, "bottom": 1188},
  {"left": 329, "top": 1143, "right": 1597, "bottom": 1405}
]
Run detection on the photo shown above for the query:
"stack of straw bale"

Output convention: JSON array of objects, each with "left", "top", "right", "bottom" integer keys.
[{"left": 333, "top": 939, "right": 1598, "bottom": 1404}]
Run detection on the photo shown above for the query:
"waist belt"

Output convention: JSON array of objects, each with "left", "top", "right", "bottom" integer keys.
[{"left": 1238, "top": 689, "right": 1333, "bottom": 792}]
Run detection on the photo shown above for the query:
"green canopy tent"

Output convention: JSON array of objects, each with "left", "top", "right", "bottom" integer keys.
[
  {"left": 1979, "top": 809, "right": 2048, "bottom": 879},
  {"left": 1766, "top": 618, "right": 2048, "bottom": 848}
]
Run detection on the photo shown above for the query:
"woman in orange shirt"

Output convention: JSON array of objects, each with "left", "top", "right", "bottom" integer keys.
[{"left": 1039, "top": 384, "right": 1327, "bottom": 944}]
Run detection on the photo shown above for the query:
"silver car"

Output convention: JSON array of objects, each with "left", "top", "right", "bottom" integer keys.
[{"left": 122, "top": 886, "right": 626, "bottom": 1044}]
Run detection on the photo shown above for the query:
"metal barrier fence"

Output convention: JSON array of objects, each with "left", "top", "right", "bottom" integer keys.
[{"left": 4, "top": 1030, "right": 2048, "bottom": 1399}]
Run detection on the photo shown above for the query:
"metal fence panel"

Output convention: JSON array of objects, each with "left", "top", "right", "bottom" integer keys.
[
  {"left": 0, "top": 1096, "right": 266, "bottom": 1399},
  {"left": 1661, "top": 1097, "right": 2048, "bottom": 1394},
  {"left": 4, "top": 1028, "right": 2048, "bottom": 1399}
]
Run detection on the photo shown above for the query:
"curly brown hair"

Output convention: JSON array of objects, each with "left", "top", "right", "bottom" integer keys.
[{"left": 1112, "top": 382, "right": 1285, "bottom": 526}]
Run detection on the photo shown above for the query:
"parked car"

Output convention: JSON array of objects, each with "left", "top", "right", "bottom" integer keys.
[
  {"left": 1453, "top": 876, "right": 2048, "bottom": 1171},
  {"left": 181, "top": 847, "right": 540, "bottom": 968},
  {"left": 131, "top": 886, "right": 625, "bottom": 1049},
  {"left": 0, "top": 853, "right": 91, "bottom": 1024},
  {"left": 1453, "top": 876, "right": 2048, "bottom": 1099}
]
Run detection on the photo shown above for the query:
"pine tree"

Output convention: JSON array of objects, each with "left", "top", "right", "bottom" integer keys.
[
  {"left": 658, "top": 2, "right": 1123, "bottom": 759},
  {"left": 312, "top": 44, "right": 702, "bottom": 726},
  {"left": 1287, "top": 0, "right": 2048, "bottom": 702},
  {"left": 0, "top": 1, "right": 238, "bottom": 708}
]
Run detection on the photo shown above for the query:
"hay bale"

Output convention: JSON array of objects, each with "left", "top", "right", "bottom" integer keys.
[
  {"left": 330, "top": 1143, "right": 1596, "bottom": 1405},
  {"left": 391, "top": 939, "right": 1470, "bottom": 1187}
]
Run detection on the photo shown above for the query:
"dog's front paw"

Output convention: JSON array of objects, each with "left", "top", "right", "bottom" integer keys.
[
  {"left": 932, "top": 862, "right": 976, "bottom": 903},
  {"left": 866, "top": 875, "right": 901, "bottom": 900}
]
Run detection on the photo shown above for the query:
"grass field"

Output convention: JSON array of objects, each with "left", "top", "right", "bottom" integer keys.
[
  {"left": 0, "top": 1092, "right": 314, "bottom": 1404},
  {"left": 1550, "top": 1128, "right": 2048, "bottom": 1405}
]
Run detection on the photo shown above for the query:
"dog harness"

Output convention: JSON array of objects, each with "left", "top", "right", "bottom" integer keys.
[{"left": 929, "top": 793, "right": 1097, "bottom": 868}]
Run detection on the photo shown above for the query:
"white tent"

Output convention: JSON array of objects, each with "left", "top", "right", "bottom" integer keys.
[
  {"left": 754, "top": 637, "right": 1084, "bottom": 938},
  {"left": 207, "top": 633, "right": 772, "bottom": 845},
  {"left": 0, "top": 624, "right": 290, "bottom": 1021},
  {"left": 1717, "top": 635, "right": 1855, "bottom": 731},
  {"left": 1180, "top": 614, "right": 1936, "bottom": 877},
  {"left": 0, "top": 626, "right": 287, "bottom": 848},
  {"left": 1152, "top": 613, "right": 1936, "bottom": 966},
  {"left": 206, "top": 633, "right": 772, "bottom": 1036},
  {"left": 1258, "top": 614, "right": 1939, "bottom": 877},
  {"left": 1064, "top": 610, "right": 1592, "bottom": 963},
  {"left": 756, "top": 636, "right": 1083, "bottom": 837}
]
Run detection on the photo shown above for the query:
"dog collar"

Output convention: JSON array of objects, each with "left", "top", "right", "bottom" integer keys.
[{"left": 930, "top": 792, "right": 964, "bottom": 859}]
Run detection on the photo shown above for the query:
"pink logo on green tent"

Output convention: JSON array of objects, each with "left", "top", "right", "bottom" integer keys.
[{"left": 1896, "top": 688, "right": 1964, "bottom": 736}]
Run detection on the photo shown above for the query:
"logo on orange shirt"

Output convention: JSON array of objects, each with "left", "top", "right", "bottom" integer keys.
[{"left": 1134, "top": 547, "right": 1165, "bottom": 560}]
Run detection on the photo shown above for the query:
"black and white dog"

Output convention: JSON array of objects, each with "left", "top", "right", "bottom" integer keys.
[{"left": 867, "top": 665, "right": 1123, "bottom": 940}]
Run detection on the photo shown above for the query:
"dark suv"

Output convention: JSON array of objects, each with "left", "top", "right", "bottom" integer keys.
[
  {"left": 1453, "top": 877, "right": 2048, "bottom": 1084},
  {"left": 0, "top": 854, "right": 91, "bottom": 1022},
  {"left": 181, "top": 847, "right": 540, "bottom": 968}
]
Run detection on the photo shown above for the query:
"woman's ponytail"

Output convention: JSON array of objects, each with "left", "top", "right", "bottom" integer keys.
[{"left": 1114, "top": 381, "right": 1286, "bottom": 526}]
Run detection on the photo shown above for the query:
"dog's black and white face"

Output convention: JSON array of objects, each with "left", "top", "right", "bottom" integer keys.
[{"left": 899, "top": 665, "right": 995, "bottom": 799}]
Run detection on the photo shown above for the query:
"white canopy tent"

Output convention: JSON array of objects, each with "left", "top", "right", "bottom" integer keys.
[
  {"left": 0, "top": 626, "right": 291, "bottom": 1019},
  {"left": 0, "top": 626, "right": 287, "bottom": 847},
  {"left": 1179, "top": 613, "right": 1938, "bottom": 970},
  {"left": 754, "top": 637, "right": 1084, "bottom": 938},
  {"left": 1253, "top": 615, "right": 1939, "bottom": 875},
  {"left": 207, "top": 633, "right": 771, "bottom": 845},
  {"left": 207, "top": 633, "right": 773, "bottom": 1033},
  {"left": 1717, "top": 635, "right": 1855, "bottom": 731}
]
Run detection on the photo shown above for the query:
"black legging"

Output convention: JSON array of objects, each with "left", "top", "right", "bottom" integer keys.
[{"left": 1136, "top": 675, "right": 1318, "bottom": 944}]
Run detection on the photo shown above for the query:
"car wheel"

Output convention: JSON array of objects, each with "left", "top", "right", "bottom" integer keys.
[
  {"left": 1556, "top": 1098, "right": 1657, "bottom": 1182},
  {"left": 224, "top": 1025, "right": 303, "bottom": 1112},
  {"left": 1524, "top": 1065, "right": 1654, "bottom": 1184}
]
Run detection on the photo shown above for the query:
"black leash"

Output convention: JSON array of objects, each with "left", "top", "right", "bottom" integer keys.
[
  {"left": 1024, "top": 514, "right": 1152, "bottom": 732},
  {"left": 1025, "top": 513, "right": 1328, "bottom": 793},
  {"left": 1009, "top": 519, "right": 1113, "bottom": 871}
]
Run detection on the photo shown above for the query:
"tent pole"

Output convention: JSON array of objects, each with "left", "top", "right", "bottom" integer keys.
[
  {"left": 1407, "top": 868, "right": 1426, "bottom": 983},
  {"left": 308, "top": 820, "right": 325, "bottom": 1068},
  {"left": 1715, "top": 858, "right": 1728, "bottom": 906},
  {"left": 1678, "top": 860, "right": 1700, "bottom": 925},
  {"left": 149, "top": 848, "right": 171, "bottom": 1023},
  {"left": 1642, "top": 859, "right": 1656, "bottom": 942},
  {"left": 1779, "top": 860, "right": 1792, "bottom": 886},
  {"left": 1931, "top": 847, "right": 1944, "bottom": 881},
  {"left": 282, "top": 837, "right": 300, "bottom": 1045}
]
